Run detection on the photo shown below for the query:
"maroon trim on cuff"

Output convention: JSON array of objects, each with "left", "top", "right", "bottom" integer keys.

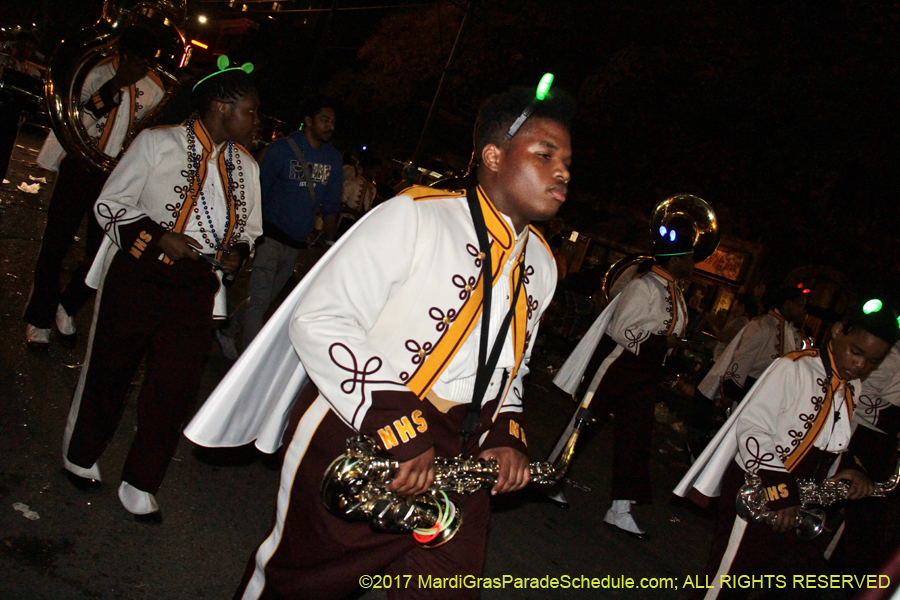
[
  {"left": 756, "top": 468, "right": 800, "bottom": 510},
  {"left": 480, "top": 412, "right": 528, "bottom": 456},
  {"left": 361, "top": 389, "right": 434, "bottom": 463},
  {"left": 115, "top": 217, "right": 168, "bottom": 263}
]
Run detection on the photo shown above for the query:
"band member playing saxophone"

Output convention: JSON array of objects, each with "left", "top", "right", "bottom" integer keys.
[
  {"left": 186, "top": 85, "right": 574, "bottom": 599},
  {"left": 675, "top": 301, "right": 899, "bottom": 599}
]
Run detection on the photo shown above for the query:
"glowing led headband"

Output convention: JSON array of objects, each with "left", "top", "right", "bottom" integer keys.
[
  {"left": 862, "top": 298, "right": 900, "bottom": 329},
  {"left": 863, "top": 299, "right": 883, "bottom": 314},
  {"left": 193, "top": 55, "right": 254, "bottom": 91},
  {"left": 505, "top": 73, "right": 554, "bottom": 139}
]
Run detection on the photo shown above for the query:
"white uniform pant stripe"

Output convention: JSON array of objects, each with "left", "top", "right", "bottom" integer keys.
[
  {"left": 704, "top": 516, "right": 748, "bottom": 600},
  {"left": 241, "top": 395, "right": 330, "bottom": 600},
  {"left": 61, "top": 250, "right": 115, "bottom": 479}
]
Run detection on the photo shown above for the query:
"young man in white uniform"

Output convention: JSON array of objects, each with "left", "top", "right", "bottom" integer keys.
[
  {"left": 61, "top": 63, "right": 262, "bottom": 523},
  {"left": 186, "top": 86, "right": 574, "bottom": 599},
  {"left": 675, "top": 304, "right": 898, "bottom": 599}
]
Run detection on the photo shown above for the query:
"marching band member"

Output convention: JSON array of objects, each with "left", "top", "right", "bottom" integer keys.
[
  {"left": 60, "top": 61, "right": 262, "bottom": 523},
  {"left": 675, "top": 302, "right": 899, "bottom": 599},
  {"left": 24, "top": 26, "right": 166, "bottom": 348},
  {"left": 686, "top": 284, "right": 810, "bottom": 458},
  {"left": 552, "top": 211, "right": 698, "bottom": 539},
  {"left": 185, "top": 85, "right": 572, "bottom": 599}
]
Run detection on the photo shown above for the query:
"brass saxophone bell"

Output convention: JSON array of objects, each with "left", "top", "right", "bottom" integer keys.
[{"left": 795, "top": 508, "right": 826, "bottom": 541}]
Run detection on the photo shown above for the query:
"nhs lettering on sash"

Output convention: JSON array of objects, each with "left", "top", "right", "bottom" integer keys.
[{"left": 290, "top": 161, "right": 332, "bottom": 187}]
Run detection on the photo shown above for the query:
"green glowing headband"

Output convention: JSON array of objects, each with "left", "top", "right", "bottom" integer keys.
[
  {"left": 506, "top": 72, "right": 554, "bottom": 139},
  {"left": 863, "top": 299, "right": 883, "bottom": 314},
  {"left": 862, "top": 298, "right": 900, "bottom": 329},
  {"left": 536, "top": 73, "right": 554, "bottom": 101},
  {"left": 193, "top": 55, "right": 254, "bottom": 91}
]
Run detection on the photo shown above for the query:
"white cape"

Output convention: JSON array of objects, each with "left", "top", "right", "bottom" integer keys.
[
  {"left": 183, "top": 216, "right": 367, "bottom": 454},
  {"left": 696, "top": 325, "right": 749, "bottom": 400},
  {"left": 673, "top": 361, "right": 774, "bottom": 502},
  {"left": 552, "top": 294, "right": 622, "bottom": 395}
]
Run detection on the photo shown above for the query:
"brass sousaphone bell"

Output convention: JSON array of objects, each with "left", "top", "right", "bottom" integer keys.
[
  {"left": 45, "top": 0, "right": 189, "bottom": 173},
  {"left": 600, "top": 194, "right": 720, "bottom": 304}
]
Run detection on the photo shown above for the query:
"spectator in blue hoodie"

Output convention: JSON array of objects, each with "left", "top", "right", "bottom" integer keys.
[{"left": 217, "top": 96, "right": 343, "bottom": 358}]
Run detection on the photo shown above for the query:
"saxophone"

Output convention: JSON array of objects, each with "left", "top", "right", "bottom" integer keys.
[
  {"left": 321, "top": 418, "right": 586, "bottom": 548},
  {"left": 735, "top": 461, "right": 900, "bottom": 540}
]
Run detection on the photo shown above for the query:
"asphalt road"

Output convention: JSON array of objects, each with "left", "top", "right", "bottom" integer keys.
[{"left": 0, "top": 127, "right": 720, "bottom": 600}]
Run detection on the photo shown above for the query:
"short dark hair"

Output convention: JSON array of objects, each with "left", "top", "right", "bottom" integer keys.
[
  {"left": 300, "top": 95, "right": 337, "bottom": 123},
  {"left": 845, "top": 302, "right": 900, "bottom": 346},
  {"left": 474, "top": 86, "right": 575, "bottom": 158},
  {"left": 191, "top": 68, "right": 256, "bottom": 117}
]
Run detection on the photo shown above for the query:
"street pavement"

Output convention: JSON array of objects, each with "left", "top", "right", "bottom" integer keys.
[{"left": 0, "top": 127, "right": 721, "bottom": 600}]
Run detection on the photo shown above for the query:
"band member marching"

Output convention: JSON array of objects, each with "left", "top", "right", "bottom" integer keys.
[
  {"left": 186, "top": 83, "right": 573, "bottom": 599},
  {"left": 675, "top": 302, "right": 899, "bottom": 599},
  {"left": 551, "top": 196, "right": 717, "bottom": 539},
  {"left": 60, "top": 60, "right": 262, "bottom": 523}
]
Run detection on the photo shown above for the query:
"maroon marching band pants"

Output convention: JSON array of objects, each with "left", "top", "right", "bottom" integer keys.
[
  {"left": 235, "top": 385, "right": 494, "bottom": 600},
  {"left": 578, "top": 334, "right": 661, "bottom": 504},
  {"left": 65, "top": 252, "right": 218, "bottom": 494}
]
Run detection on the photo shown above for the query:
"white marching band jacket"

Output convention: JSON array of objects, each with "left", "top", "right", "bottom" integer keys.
[
  {"left": 86, "top": 120, "right": 263, "bottom": 319},
  {"left": 553, "top": 264, "right": 688, "bottom": 397},
  {"left": 675, "top": 347, "right": 858, "bottom": 510},
  {"left": 37, "top": 56, "right": 165, "bottom": 171},
  {"left": 697, "top": 309, "right": 805, "bottom": 401},
  {"left": 185, "top": 186, "right": 557, "bottom": 461}
]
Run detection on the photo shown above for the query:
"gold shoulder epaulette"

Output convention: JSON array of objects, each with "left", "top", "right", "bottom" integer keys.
[
  {"left": 402, "top": 185, "right": 466, "bottom": 202},
  {"left": 528, "top": 225, "right": 552, "bottom": 255},
  {"left": 148, "top": 123, "right": 184, "bottom": 132},
  {"left": 785, "top": 348, "right": 819, "bottom": 362}
]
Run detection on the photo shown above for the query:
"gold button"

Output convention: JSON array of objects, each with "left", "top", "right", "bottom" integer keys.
[
  {"left": 465, "top": 284, "right": 473, "bottom": 292},
  {"left": 442, "top": 317, "right": 450, "bottom": 325},
  {"left": 477, "top": 252, "right": 485, "bottom": 260},
  {"left": 417, "top": 349, "right": 426, "bottom": 357}
]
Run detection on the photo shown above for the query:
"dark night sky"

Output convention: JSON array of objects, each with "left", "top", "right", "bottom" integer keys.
[{"left": 4, "top": 0, "right": 899, "bottom": 301}]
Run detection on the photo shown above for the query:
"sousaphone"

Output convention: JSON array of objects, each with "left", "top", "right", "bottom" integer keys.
[
  {"left": 45, "top": 0, "right": 188, "bottom": 173},
  {"left": 600, "top": 194, "right": 720, "bottom": 304}
]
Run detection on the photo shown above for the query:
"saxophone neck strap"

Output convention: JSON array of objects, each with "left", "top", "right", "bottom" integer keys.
[{"left": 461, "top": 187, "right": 525, "bottom": 447}]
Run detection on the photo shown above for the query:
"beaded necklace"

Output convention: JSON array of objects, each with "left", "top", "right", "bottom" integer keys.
[{"left": 185, "top": 118, "right": 248, "bottom": 253}]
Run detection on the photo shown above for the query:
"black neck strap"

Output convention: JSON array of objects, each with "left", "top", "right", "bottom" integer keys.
[{"left": 462, "top": 187, "right": 526, "bottom": 446}]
